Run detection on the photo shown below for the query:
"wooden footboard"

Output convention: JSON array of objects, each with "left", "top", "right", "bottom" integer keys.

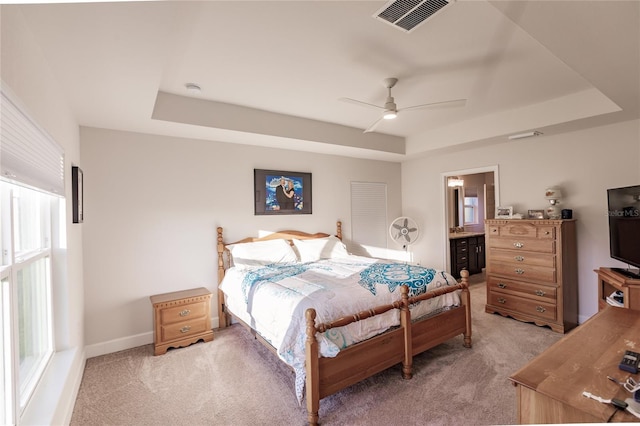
[{"left": 305, "top": 270, "right": 471, "bottom": 425}]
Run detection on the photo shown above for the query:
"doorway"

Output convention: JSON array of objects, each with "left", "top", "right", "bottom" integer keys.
[{"left": 442, "top": 165, "right": 500, "bottom": 274}]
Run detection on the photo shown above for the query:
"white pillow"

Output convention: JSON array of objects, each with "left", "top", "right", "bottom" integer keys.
[
  {"left": 227, "top": 239, "right": 298, "bottom": 267},
  {"left": 292, "top": 236, "right": 350, "bottom": 262}
]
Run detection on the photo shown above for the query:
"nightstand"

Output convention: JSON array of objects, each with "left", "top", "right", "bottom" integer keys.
[{"left": 150, "top": 287, "right": 214, "bottom": 355}]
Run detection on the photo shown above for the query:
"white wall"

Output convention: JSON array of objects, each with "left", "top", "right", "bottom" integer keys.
[
  {"left": 402, "top": 119, "right": 640, "bottom": 322},
  {"left": 80, "top": 127, "right": 402, "bottom": 352},
  {"left": 1, "top": 6, "right": 85, "bottom": 425}
]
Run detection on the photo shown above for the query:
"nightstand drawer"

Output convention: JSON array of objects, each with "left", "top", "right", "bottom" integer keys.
[
  {"left": 161, "top": 302, "right": 207, "bottom": 325},
  {"left": 161, "top": 317, "right": 210, "bottom": 342}
]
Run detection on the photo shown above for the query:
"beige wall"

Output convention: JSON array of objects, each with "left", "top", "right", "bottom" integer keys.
[
  {"left": 80, "top": 127, "right": 402, "bottom": 353},
  {"left": 402, "top": 119, "right": 640, "bottom": 322}
]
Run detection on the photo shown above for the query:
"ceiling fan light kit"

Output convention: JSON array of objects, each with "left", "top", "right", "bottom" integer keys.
[{"left": 339, "top": 77, "right": 466, "bottom": 133}]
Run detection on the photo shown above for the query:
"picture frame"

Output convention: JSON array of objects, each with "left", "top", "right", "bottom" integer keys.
[
  {"left": 528, "top": 209, "right": 545, "bottom": 219},
  {"left": 72, "top": 166, "right": 83, "bottom": 223},
  {"left": 495, "top": 206, "right": 513, "bottom": 219},
  {"left": 254, "top": 169, "right": 312, "bottom": 215}
]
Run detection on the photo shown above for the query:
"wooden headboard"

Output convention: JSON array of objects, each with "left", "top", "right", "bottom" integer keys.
[{"left": 215, "top": 220, "right": 342, "bottom": 327}]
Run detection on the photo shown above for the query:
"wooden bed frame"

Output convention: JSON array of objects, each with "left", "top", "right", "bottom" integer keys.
[{"left": 216, "top": 221, "right": 472, "bottom": 425}]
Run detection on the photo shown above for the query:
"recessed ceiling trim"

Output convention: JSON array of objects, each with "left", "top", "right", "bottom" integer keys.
[{"left": 373, "top": 0, "right": 454, "bottom": 33}]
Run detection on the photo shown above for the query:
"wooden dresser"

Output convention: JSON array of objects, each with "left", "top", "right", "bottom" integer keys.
[
  {"left": 150, "top": 287, "right": 214, "bottom": 355},
  {"left": 485, "top": 219, "right": 578, "bottom": 333}
]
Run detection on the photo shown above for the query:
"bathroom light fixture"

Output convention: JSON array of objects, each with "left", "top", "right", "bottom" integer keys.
[
  {"left": 448, "top": 177, "right": 464, "bottom": 187},
  {"left": 508, "top": 130, "right": 542, "bottom": 140},
  {"left": 185, "top": 83, "right": 201, "bottom": 94}
]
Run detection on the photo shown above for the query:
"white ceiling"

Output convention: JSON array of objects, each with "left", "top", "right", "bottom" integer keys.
[{"left": 12, "top": 0, "right": 640, "bottom": 161}]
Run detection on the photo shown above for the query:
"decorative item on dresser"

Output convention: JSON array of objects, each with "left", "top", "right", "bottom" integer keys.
[
  {"left": 149, "top": 287, "right": 214, "bottom": 355},
  {"left": 484, "top": 219, "right": 578, "bottom": 333}
]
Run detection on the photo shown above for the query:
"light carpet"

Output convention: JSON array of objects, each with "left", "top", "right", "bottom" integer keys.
[{"left": 71, "top": 276, "right": 562, "bottom": 425}]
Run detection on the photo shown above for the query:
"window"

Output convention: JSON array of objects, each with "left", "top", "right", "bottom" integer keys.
[
  {"left": 0, "top": 87, "right": 62, "bottom": 425},
  {"left": 464, "top": 196, "right": 479, "bottom": 225},
  {"left": 1, "top": 182, "right": 55, "bottom": 423}
]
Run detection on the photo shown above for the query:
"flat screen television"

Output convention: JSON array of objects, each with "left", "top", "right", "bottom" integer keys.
[{"left": 607, "top": 184, "right": 640, "bottom": 278}]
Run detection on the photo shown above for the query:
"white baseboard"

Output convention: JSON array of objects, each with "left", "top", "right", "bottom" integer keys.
[
  {"left": 84, "top": 331, "right": 153, "bottom": 358},
  {"left": 85, "top": 316, "right": 220, "bottom": 359}
]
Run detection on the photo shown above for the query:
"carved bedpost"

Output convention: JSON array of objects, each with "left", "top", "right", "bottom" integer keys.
[
  {"left": 217, "top": 227, "right": 228, "bottom": 328},
  {"left": 305, "top": 309, "right": 320, "bottom": 426},
  {"left": 336, "top": 220, "right": 342, "bottom": 240},
  {"left": 400, "top": 285, "right": 413, "bottom": 380},
  {"left": 459, "top": 269, "right": 472, "bottom": 348}
]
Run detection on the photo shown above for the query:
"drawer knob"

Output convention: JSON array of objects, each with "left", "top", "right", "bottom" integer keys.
[
  {"left": 497, "top": 282, "right": 507, "bottom": 289},
  {"left": 514, "top": 256, "right": 525, "bottom": 262},
  {"left": 515, "top": 268, "right": 525, "bottom": 275},
  {"left": 179, "top": 309, "right": 191, "bottom": 317},
  {"left": 180, "top": 326, "right": 191, "bottom": 333},
  {"left": 513, "top": 242, "right": 524, "bottom": 248},
  {"left": 498, "top": 297, "right": 506, "bottom": 304},
  {"left": 535, "top": 290, "right": 546, "bottom": 297},
  {"left": 536, "top": 306, "right": 546, "bottom": 313}
]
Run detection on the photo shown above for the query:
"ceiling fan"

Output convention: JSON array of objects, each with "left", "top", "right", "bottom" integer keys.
[{"left": 340, "top": 77, "right": 466, "bottom": 133}]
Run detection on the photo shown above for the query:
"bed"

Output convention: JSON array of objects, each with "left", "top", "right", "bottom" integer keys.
[{"left": 216, "top": 221, "right": 471, "bottom": 425}]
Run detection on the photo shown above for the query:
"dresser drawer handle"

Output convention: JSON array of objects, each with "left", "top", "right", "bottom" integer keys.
[
  {"left": 515, "top": 268, "right": 525, "bottom": 275},
  {"left": 514, "top": 256, "right": 525, "bottom": 262},
  {"left": 180, "top": 326, "right": 191, "bottom": 333},
  {"left": 179, "top": 309, "right": 191, "bottom": 317},
  {"left": 497, "top": 282, "right": 507, "bottom": 289},
  {"left": 535, "top": 290, "right": 546, "bottom": 297},
  {"left": 498, "top": 298, "right": 506, "bottom": 304},
  {"left": 513, "top": 242, "right": 524, "bottom": 248},
  {"left": 536, "top": 306, "right": 546, "bottom": 313}
]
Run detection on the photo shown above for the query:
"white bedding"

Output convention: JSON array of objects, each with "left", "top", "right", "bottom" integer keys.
[{"left": 220, "top": 254, "right": 461, "bottom": 402}]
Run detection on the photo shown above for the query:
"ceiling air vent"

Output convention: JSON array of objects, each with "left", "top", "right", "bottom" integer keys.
[{"left": 373, "top": 0, "right": 454, "bottom": 33}]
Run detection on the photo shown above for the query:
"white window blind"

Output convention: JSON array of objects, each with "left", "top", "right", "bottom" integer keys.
[
  {"left": 1, "top": 89, "right": 64, "bottom": 195},
  {"left": 350, "top": 181, "right": 387, "bottom": 250}
]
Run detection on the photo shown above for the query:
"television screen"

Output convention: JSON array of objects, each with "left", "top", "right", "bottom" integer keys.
[{"left": 607, "top": 185, "right": 640, "bottom": 272}]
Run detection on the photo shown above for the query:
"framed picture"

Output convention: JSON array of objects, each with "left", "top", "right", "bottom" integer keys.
[
  {"left": 72, "top": 166, "right": 83, "bottom": 223},
  {"left": 254, "top": 169, "right": 312, "bottom": 215},
  {"left": 496, "top": 206, "right": 513, "bottom": 219},
  {"left": 528, "top": 209, "right": 544, "bottom": 219}
]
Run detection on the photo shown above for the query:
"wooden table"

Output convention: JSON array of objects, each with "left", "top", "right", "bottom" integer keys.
[{"left": 510, "top": 306, "right": 640, "bottom": 423}]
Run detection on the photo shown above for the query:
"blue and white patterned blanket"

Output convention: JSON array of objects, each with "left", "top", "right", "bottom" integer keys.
[{"left": 220, "top": 255, "right": 460, "bottom": 402}]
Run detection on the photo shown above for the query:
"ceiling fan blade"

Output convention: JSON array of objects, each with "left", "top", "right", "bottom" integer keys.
[
  {"left": 399, "top": 98, "right": 467, "bottom": 112},
  {"left": 363, "top": 116, "right": 385, "bottom": 133},
  {"left": 339, "top": 97, "right": 384, "bottom": 110}
]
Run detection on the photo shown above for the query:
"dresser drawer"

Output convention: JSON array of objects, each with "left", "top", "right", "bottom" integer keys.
[
  {"left": 491, "top": 261, "right": 557, "bottom": 283},
  {"left": 160, "top": 301, "right": 208, "bottom": 325},
  {"left": 487, "top": 292, "right": 556, "bottom": 321},
  {"left": 490, "top": 248, "right": 555, "bottom": 268},
  {"left": 487, "top": 276, "right": 557, "bottom": 302},
  {"left": 161, "top": 316, "right": 210, "bottom": 342},
  {"left": 489, "top": 237, "right": 555, "bottom": 254},
  {"left": 488, "top": 223, "right": 556, "bottom": 239}
]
